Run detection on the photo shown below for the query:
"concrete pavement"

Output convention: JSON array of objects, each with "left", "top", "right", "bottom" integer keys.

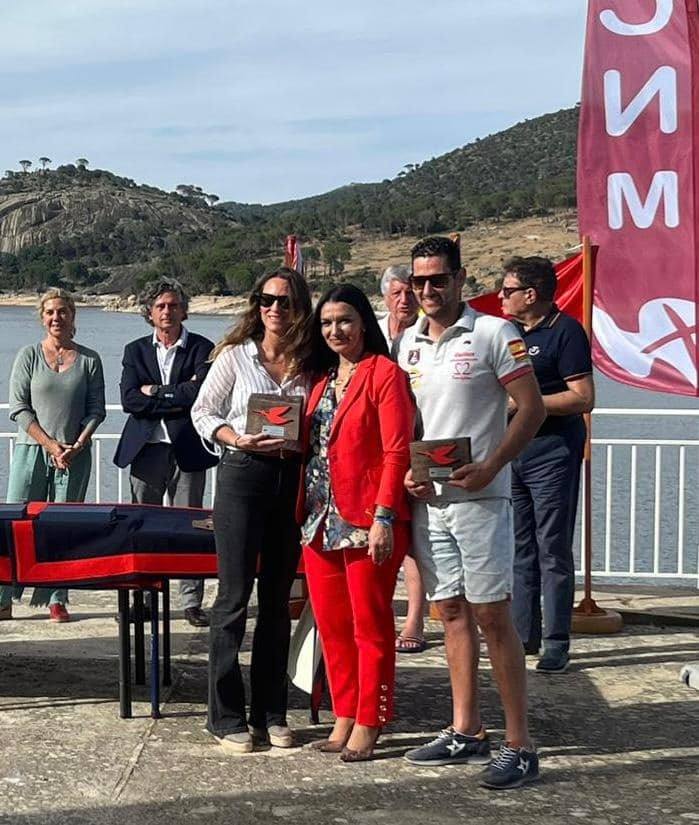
[{"left": 1, "top": 583, "right": 698, "bottom": 825}]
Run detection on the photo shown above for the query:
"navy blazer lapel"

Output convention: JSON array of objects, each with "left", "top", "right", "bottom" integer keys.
[
  {"left": 143, "top": 336, "right": 161, "bottom": 383},
  {"left": 169, "top": 343, "right": 187, "bottom": 385}
]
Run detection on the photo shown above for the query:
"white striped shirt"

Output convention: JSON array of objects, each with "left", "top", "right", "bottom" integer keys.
[{"left": 191, "top": 338, "right": 310, "bottom": 451}]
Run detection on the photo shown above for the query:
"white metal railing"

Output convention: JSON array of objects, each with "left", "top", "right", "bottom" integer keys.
[
  {"left": 0, "top": 405, "right": 697, "bottom": 588},
  {"left": 581, "top": 409, "right": 699, "bottom": 587}
]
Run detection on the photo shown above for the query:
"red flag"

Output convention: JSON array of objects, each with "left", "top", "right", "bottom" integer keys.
[
  {"left": 470, "top": 253, "right": 584, "bottom": 321},
  {"left": 577, "top": 0, "right": 699, "bottom": 396},
  {"left": 284, "top": 235, "right": 304, "bottom": 274}
]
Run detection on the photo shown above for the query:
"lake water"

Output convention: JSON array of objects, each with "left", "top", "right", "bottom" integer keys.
[{"left": 1, "top": 305, "right": 697, "bottom": 584}]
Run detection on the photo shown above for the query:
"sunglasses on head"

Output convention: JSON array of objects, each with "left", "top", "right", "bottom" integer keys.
[
  {"left": 408, "top": 272, "right": 455, "bottom": 290},
  {"left": 258, "top": 292, "right": 290, "bottom": 310}
]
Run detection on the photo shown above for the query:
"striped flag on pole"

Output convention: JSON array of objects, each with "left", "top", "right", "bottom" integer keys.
[{"left": 284, "top": 235, "right": 304, "bottom": 275}]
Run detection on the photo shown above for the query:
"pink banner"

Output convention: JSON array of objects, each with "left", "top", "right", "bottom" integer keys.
[{"left": 578, "top": 0, "right": 699, "bottom": 395}]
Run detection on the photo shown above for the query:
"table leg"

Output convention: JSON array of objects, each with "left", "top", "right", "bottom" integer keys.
[
  {"left": 117, "top": 590, "right": 132, "bottom": 719},
  {"left": 162, "top": 580, "right": 172, "bottom": 687},
  {"left": 149, "top": 588, "right": 161, "bottom": 719},
  {"left": 133, "top": 590, "right": 146, "bottom": 685}
]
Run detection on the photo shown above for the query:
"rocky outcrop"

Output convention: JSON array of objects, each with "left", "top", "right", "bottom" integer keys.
[{"left": 0, "top": 184, "right": 224, "bottom": 255}]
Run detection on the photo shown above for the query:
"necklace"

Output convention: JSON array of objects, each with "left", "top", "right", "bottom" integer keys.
[
  {"left": 335, "top": 362, "right": 358, "bottom": 397},
  {"left": 46, "top": 343, "right": 66, "bottom": 372}
]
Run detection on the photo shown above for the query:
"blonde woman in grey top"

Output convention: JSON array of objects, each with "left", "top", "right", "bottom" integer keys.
[{"left": 0, "top": 289, "right": 106, "bottom": 623}]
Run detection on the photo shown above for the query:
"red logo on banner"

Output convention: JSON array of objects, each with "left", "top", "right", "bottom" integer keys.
[{"left": 577, "top": 0, "right": 699, "bottom": 395}]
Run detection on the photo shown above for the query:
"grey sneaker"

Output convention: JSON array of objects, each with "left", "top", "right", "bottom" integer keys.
[
  {"left": 536, "top": 648, "right": 569, "bottom": 673},
  {"left": 249, "top": 724, "right": 295, "bottom": 748},
  {"left": 404, "top": 726, "right": 491, "bottom": 766},
  {"left": 480, "top": 744, "right": 539, "bottom": 789},
  {"left": 215, "top": 731, "right": 253, "bottom": 754}
]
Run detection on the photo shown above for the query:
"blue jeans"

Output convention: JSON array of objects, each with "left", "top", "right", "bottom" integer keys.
[{"left": 511, "top": 425, "right": 585, "bottom": 653}]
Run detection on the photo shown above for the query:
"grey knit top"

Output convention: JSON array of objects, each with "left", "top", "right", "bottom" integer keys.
[{"left": 9, "top": 342, "right": 106, "bottom": 446}]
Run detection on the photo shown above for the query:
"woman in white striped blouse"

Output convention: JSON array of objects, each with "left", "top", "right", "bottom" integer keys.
[{"left": 191, "top": 267, "right": 312, "bottom": 754}]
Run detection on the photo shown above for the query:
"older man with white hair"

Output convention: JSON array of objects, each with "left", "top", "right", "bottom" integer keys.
[
  {"left": 379, "top": 264, "right": 419, "bottom": 346},
  {"left": 378, "top": 264, "right": 426, "bottom": 653}
]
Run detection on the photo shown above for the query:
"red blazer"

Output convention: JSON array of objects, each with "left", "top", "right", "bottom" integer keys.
[{"left": 297, "top": 354, "right": 415, "bottom": 527}]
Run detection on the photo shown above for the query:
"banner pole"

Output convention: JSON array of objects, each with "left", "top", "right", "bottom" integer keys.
[{"left": 572, "top": 236, "right": 623, "bottom": 633}]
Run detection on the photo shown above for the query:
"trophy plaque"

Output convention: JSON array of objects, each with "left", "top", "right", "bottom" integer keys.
[
  {"left": 245, "top": 394, "right": 303, "bottom": 442},
  {"left": 409, "top": 438, "right": 471, "bottom": 483}
]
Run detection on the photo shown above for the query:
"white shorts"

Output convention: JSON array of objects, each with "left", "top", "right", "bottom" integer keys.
[{"left": 411, "top": 497, "right": 513, "bottom": 604}]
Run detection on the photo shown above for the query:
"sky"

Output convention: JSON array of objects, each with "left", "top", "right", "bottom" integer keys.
[{"left": 1, "top": 1, "right": 587, "bottom": 205}]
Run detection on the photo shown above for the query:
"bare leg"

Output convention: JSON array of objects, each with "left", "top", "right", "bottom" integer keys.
[
  {"left": 345, "top": 723, "right": 380, "bottom": 752},
  {"left": 397, "top": 555, "right": 426, "bottom": 647},
  {"left": 436, "top": 597, "right": 481, "bottom": 734},
  {"left": 473, "top": 600, "right": 530, "bottom": 747},
  {"left": 328, "top": 716, "right": 355, "bottom": 744}
]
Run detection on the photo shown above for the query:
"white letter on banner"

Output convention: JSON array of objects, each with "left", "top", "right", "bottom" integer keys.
[
  {"left": 600, "top": 0, "right": 672, "bottom": 36},
  {"left": 607, "top": 171, "right": 679, "bottom": 229},
  {"left": 604, "top": 67, "right": 677, "bottom": 135}
]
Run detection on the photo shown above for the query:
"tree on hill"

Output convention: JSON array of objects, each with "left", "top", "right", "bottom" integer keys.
[
  {"left": 39, "top": 157, "right": 51, "bottom": 171},
  {"left": 205, "top": 193, "right": 219, "bottom": 207},
  {"left": 19, "top": 160, "right": 32, "bottom": 173},
  {"left": 322, "top": 238, "right": 351, "bottom": 276},
  {"left": 76, "top": 158, "right": 89, "bottom": 169}
]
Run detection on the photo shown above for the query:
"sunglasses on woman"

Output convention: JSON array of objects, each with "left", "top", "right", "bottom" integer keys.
[{"left": 258, "top": 293, "right": 291, "bottom": 310}]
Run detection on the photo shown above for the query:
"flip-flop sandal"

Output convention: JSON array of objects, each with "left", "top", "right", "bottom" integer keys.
[{"left": 395, "top": 635, "right": 427, "bottom": 654}]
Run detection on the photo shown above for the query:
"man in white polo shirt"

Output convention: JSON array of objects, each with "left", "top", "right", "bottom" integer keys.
[{"left": 398, "top": 237, "right": 545, "bottom": 790}]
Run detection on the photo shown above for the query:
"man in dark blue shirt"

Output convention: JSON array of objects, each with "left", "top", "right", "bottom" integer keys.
[{"left": 500, "top": 256, "right": 594, "bottom": 673}]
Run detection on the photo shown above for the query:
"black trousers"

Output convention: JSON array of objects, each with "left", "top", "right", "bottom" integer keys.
[
  {"left": 511, "top": 425, "right": 586, "bottom": 653},
  {"left": 207, "top": 450, "right": 302, "bottom": 736}
]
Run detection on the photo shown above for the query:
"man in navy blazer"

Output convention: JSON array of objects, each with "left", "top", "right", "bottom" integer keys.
[{"left": 114, "top": 278, "right": 217, "bottom": 626}]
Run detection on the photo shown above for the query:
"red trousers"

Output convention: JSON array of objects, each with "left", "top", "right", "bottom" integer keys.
[{"left": 303, "top": 523, "right": 409, "bottom": 727}]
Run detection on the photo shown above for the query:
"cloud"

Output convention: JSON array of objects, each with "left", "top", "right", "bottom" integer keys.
[{"left": 0, "top": 1, "right": 586, "bottom": 202}]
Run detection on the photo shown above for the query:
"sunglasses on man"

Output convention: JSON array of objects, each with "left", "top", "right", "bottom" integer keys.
[
  {"left": 499, "top": 285, "right": 530, "bottom": 298},
  {"left": 408, "top": 271, "right": 457, "bottom": 291},
  {"left": 258, "top": 292, "right": 290, "bottom": 309}
]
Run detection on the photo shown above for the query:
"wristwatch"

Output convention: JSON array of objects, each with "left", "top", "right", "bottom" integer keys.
[{"left": 149, "top": 385, "right": 158, "bottom": 397}]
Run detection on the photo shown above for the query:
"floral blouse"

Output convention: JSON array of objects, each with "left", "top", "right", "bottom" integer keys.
[{"left": 301, "top": 373, "right": 369, "bottom": 552}]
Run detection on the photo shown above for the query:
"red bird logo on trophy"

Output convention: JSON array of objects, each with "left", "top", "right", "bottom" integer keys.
[
  {"left": 256, "top": 405, "right": 292, "bottom": 426},
  {"left": 417, "top": 444, "right": 457, "bottom": 466}
]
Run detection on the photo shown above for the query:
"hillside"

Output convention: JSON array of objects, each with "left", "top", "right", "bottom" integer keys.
[
  {"left": 0, "top": 106, "right": 579, "bottom": 298},
  {"left": 221, "top": 105, "right": 578, "bottom": 234},
  {"left": 0, "top": 165, "right": 228, "bottom": 293}
]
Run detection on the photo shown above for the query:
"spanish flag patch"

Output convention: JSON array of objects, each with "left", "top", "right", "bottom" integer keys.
[{"left": 508, "top": 339, "right": 528, "bottom": 361}]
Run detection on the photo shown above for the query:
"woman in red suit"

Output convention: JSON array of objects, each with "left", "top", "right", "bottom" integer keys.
[{"left": 299, "top": 283, "right": 415, "bottom": 762}]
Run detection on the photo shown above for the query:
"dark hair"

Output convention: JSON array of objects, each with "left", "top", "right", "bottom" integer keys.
[
  {"left": 503, "top": 256, "right": 557, "bottom": 302},
  {"left": 139, "top": 278, "right": 189, "bottom": 325},
  {"left": 411, "top": 236, "right": 461, "bottom": 272},
  {"left": 211, "top": 267, "right": 312, "bottom": 377},
  {"left": 309, "top": 283, "right": 389, "bottom": 373}
]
